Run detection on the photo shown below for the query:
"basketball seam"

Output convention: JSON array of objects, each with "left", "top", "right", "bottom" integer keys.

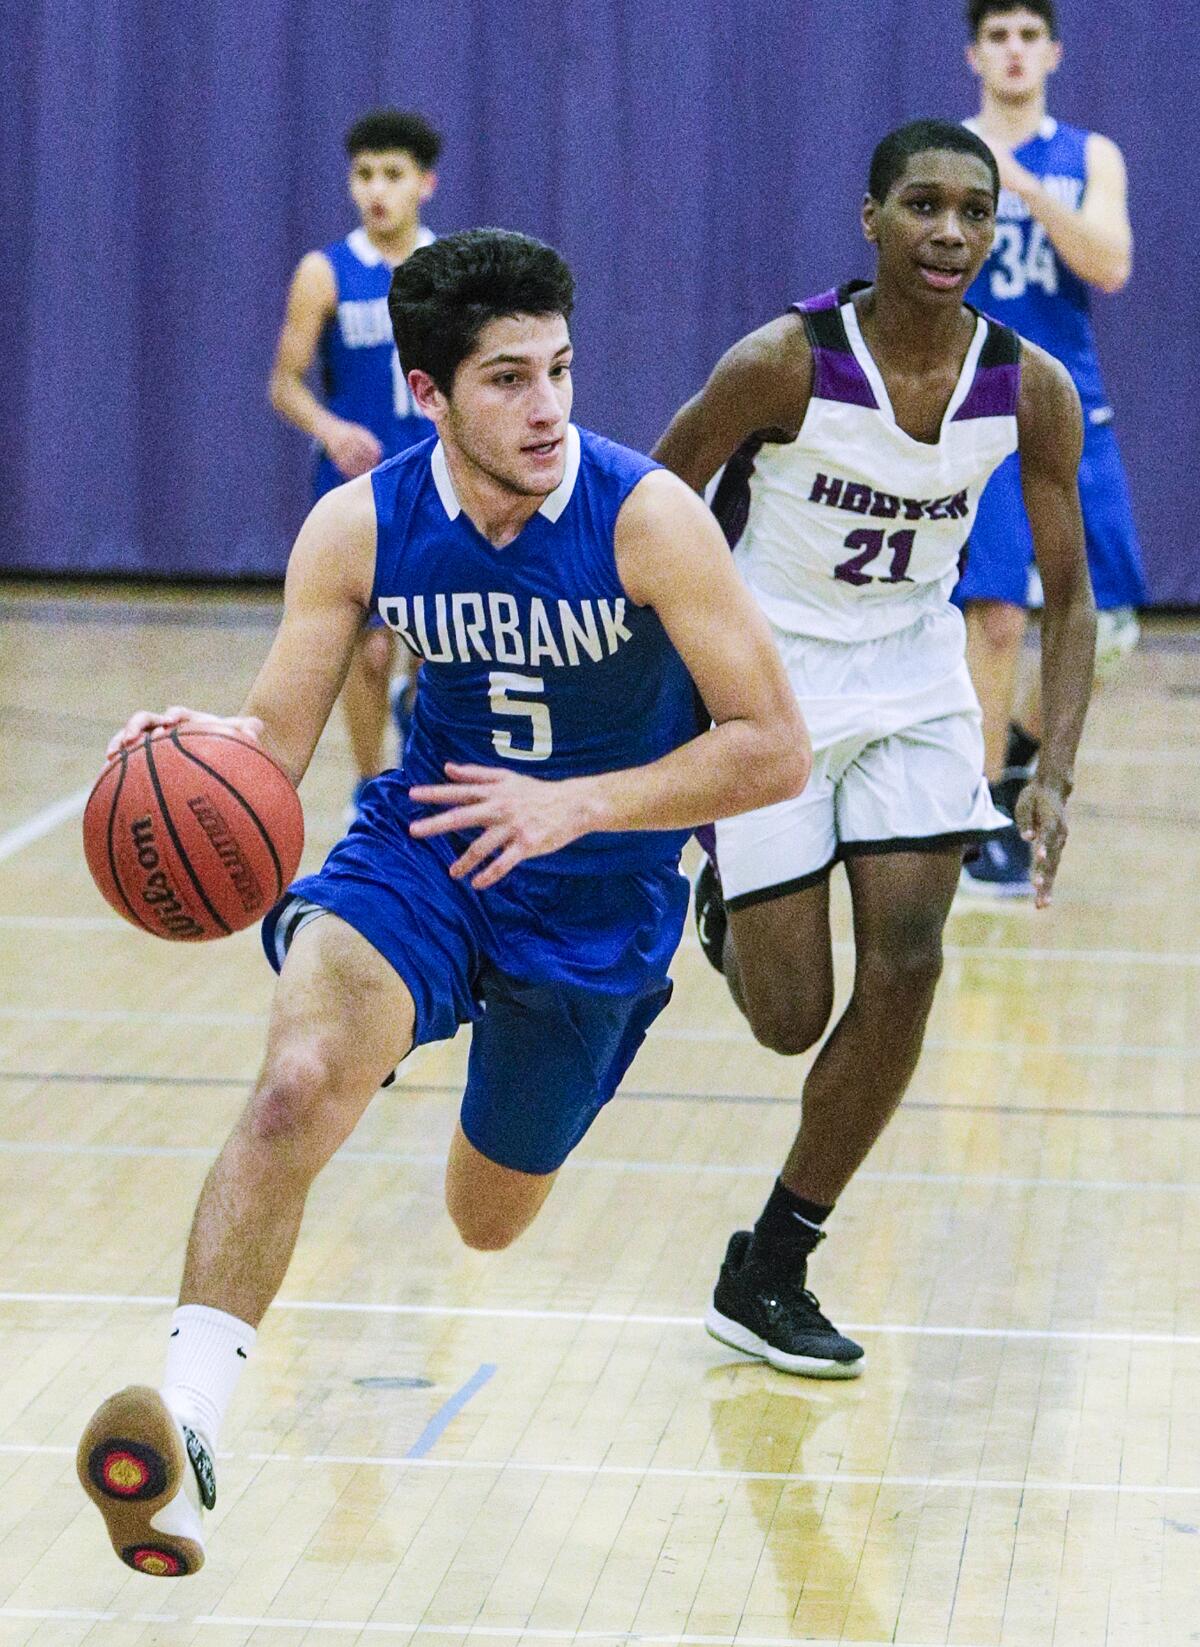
[
  {"left": 102, "top": 752, "right": 154, "bottom": 934},
  {"left": 142, "top": 734, "right": 232, "bottom": 936},
  {"left": 167, "top": 730, "right": 287, "bottom": 900}
]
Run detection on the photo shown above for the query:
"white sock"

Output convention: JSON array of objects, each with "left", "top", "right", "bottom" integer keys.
[{"left": 161, "top": 1304, "right": 256, "bottom": 1457}]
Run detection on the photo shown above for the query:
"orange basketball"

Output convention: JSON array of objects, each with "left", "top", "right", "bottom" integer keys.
[{"left": 82, "top": 727, "right": 304, "bottom": 940}]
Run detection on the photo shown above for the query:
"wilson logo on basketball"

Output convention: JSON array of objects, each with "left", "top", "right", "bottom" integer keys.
[
  {"left": 186, "top": 795, "right": 265, "bottom": 914},
  {"left": 129, "top": 817, "right": 205, "bottom": 939}
]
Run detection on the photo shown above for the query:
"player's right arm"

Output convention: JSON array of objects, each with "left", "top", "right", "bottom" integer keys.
[
  {"left": 107, "top": 481, "right": 377, "bottom": 787},
  {"left": 652, "top": 316, "right": 811, "bottom": 492},
  {"left": 268, "top": 251, "right": 383, "bottom": 478}
]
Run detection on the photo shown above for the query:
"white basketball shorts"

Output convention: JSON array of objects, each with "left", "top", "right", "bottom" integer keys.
[{"left": 715, "top": 605, "right": 1009, "bottom": 908}]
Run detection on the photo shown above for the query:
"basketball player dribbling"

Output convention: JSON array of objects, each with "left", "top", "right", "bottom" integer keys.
[
  {"left": 654, "top": 120, "right": 1096, "bottom": 1376},
  {"left": 268, "top": 109, "right": 442, "bottom": 817},
  {"left": 955, "top": 0, "right": 1148, "bottom": 894},
  {"left": 77, "top": 229, "right": 810, "bottom": 1577}
]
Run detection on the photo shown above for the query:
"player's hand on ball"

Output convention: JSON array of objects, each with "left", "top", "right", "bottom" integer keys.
[
  {"left": 409, "top": 763, "right": 594, "bottom": 889},
  {"left": 1014, "top": 779, "right": 1068, "bottom": 910},
  {"left": 106, "top": 707, "right": 265, "bottom": 761},
  {"left": 324, "top": 419, "right": 384, "bottom": 479}
]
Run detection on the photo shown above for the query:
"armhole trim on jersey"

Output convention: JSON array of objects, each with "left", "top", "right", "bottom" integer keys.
[
  {"left": 794, "top": 298, "right": 878, "bottom": 411},
  {"left": 951, "top": 317, "right": 1022, "bottom": 422}
]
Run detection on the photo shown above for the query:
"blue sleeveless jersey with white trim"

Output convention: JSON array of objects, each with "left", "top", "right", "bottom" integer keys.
[
  {"left": 965, "top": 118, "right": 1107, "bottom": 415},
  {"left": 369, "top": 425, "right": 702, "bottom": 874},
  {"left": 318, "top": 226, "right": 435, "bottom": 457}
]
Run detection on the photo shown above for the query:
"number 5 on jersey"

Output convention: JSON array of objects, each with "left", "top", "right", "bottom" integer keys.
[{"left": 489, "top": 671, "right": 552, "bottom": 761}]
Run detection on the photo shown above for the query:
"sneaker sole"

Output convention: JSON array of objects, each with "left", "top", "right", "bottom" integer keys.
[
  {"left": 77, "top": 1386, "right": 204, "bottom": 1577},
  {"left": 704, "top": 1305, "right": 865, "bottom": 1379}
]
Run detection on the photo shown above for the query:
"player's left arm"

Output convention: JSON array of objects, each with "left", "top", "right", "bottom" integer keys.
[
  {"left": 1001, "top": 133, "right": 1132, "bottom": 294},
  {"left": 1017, "top": 342, "right": 1097, "bottom": 907},
  {"left": 408, "top": 471, "right": 810, "bottom": 888}
]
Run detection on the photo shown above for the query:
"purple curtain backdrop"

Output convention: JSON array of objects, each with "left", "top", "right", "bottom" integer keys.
[{"left": 3, "top": 0, "right": 1197, "bottom": 600}]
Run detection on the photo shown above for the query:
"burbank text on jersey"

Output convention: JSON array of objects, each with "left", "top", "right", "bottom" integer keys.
[{"left": 369, "top": 425, "right": 700, "bottom": 869}]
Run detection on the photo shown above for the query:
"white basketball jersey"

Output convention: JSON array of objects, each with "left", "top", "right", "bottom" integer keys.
[{"left": 714, "top": 284, "right": 1021, "bottom": 643}]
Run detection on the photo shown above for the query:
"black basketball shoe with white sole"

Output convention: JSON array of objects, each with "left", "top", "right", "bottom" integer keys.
[
  {"left": 693, "top": 857, "right": 728, "bottom": 975},
  {"left": 706, "top": 1229, "right": 865, "bottom": 1378}
]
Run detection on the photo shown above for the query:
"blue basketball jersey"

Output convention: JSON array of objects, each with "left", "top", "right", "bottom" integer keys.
[
  {"left": 966, "top": 118, "right": 1108, "bottom": 415},
  {"left": 317, "top": 226, "right": 435, "bottom": 460},
  {"left": 369, "top": 426, "right": 702, "bottom": 875}
]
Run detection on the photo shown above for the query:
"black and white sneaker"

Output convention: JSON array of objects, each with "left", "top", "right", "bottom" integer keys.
[
  {"left": 705, "top": 1230, "right": 865, "bottom": 1378},
  {"left": 693, "top": 857, "right": 727, "bottom": 975}
]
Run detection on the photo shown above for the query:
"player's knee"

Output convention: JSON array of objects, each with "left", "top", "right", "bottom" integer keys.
[
  {"left": 973, "top": 600, "right": 1026, "bottom": 653},
  {"left": 745, "top": 985, "right": 834, "bottom": 1058},
  {"left": 248, "top": 1044, "right": 343, "bottom": 1151},
  {"left": 857, "top": 934, "right": 944, "bottom": 1004}
]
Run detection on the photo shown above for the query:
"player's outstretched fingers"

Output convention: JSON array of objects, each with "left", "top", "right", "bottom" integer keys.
[
  {"left": 448, "top": 825, "right": 508, "bottom": 881},
  {"left": 468, "top": 843, "right": 526, "bottom": 890}
]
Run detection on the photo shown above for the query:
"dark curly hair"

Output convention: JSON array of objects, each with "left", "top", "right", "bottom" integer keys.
[{"left": 389, "top": 228, "right": 575, "bottom": 393}]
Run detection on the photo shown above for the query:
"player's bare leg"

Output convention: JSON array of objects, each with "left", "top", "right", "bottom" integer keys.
[
  {"left": 78, "top": 914, "right": 416, "bottom": 1576},
  {"left": 708, "top": 849, "right": 960, "bottom": 1376},
  {"left": 445, "top": 1124, "right": 558, "bottom": 1250},
  {"left": 342, "top": 624, "right": 396, "bottom": 784},
  {"left": 779, "top": 848, "right": 961, "bottom": 1203},
  {"left": 180, "top": 913, "right": 416, "bottom": 1322}
]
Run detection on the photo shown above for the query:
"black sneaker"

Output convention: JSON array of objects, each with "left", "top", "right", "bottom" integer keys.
[
  {"left": 693, "top": 857, "right": 727, "bottom": 975},
  {"left": 705, "top": 1230, "right": 865, "bottom": 1378}
]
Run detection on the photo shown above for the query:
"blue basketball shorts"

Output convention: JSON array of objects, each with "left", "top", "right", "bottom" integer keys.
[
  {"left": 954, "top": 415, "right": 1148, "bottom": 611},
  {"left": 261, "top": 772, "right": 687, "bottom": 1174}
]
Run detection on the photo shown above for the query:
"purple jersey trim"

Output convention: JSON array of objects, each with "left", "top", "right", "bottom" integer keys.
[
  {"left": 791, "top": 291, "right": 878, "bottom": 409},
  {"left": 793, "top": 288, "right": 840, "bottom": 314},
  {"left": 952, "top": 362, "right": 1020, "bottom": 422},
  {"left": 812, "top": 348, "right": 878, "bottom": 410}
]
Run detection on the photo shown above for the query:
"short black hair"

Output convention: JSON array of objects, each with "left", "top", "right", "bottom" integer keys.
[
  {"left": 389, "top": 228, "right": 575, "bottom": 394},
  {"left": 967, "top": 0, "right": 1058, "bottom": 38},
  {"left": 345, "top": 109, "right": 441, "bottom": 170},
  {"left": 868, "top": 118, "right": 1000, "bottom": 205}
]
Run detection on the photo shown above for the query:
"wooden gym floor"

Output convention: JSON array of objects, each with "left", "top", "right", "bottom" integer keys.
[{"left": 0, "top": 580, "right": 1197, "bottom": 1646}]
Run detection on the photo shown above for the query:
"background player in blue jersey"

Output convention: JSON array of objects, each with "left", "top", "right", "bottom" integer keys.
[
  {"left": 956, "top": 0, "right": 1148, "bottom": 894},
  {"left": 268, "top": 109, "right": 441, "bottom": 815},
  {"left": 78, "top": 229, "right": 809, "bottom": 1579}
]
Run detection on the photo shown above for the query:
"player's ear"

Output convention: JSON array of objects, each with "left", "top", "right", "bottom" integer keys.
[
  {"left": 419, "top": 170, "right": 438, "bottom": 205},
  {"left": 408, "top": 368, "right": 444, "bottom": 419},
  {"left": 965, "top": 41, "right": 981, "bottom": 77},
  {"left": 1046, "top": 39, "right": 1063, "bottom": 76},
  {"left": 861, "top": 194, "right": 878, "bottom": 245}
]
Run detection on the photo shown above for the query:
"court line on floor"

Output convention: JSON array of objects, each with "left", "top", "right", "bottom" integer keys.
[
  {"left": 1, "top": 1135, "right": 1199, "bottom": 1195},
  {"left": 0, "top": 1611, "right": 1004, "bottom": 1647},
  {"left": 1, "top": 1005, "right": 1196, "bottom": 1062},
  {"left": 406, "top": 1363, "right": 497, "bottom": 1459},
  {"left": 2, "top": 1442, "right": 1196, "bottom": 1497},
  {"left": 3, "top": 1069, "right": 1200, "bottom": 1122},
  {"left": 0, "top": 787, "right": 92, "bottom": 864},
  {"left": 0, "top": 1289, "right": 1195, "bottom": 1345}
]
